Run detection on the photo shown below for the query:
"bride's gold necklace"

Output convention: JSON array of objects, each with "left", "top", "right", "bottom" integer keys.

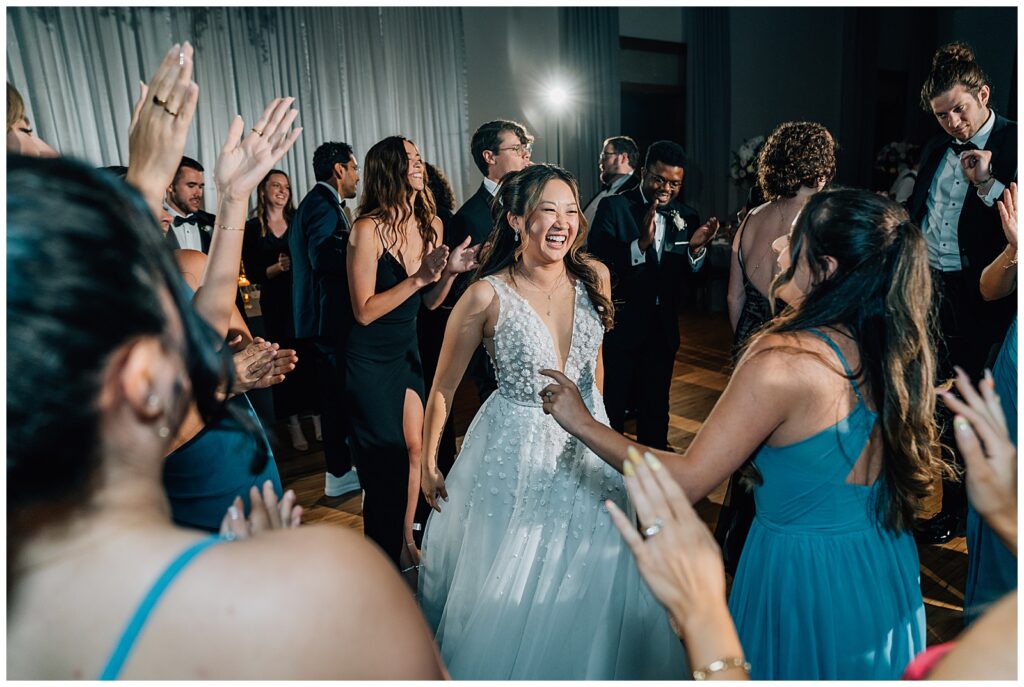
[{"left": 517, "top": 267, "right": 568, "bottom": 317}]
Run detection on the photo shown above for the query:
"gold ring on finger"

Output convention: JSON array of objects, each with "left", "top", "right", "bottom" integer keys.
[
  {"left": 163, "top": 106, "right": 179, "bottom": 117},
  {"left": 251, "top": 127, "right": 264, "bottom": 137},
  {"left": 152, "top": 94, "right": 168, "bottom": 107}
]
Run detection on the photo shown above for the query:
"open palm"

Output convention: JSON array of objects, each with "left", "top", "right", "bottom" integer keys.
[{"left": 215, "top": 97, "right": 302, "bottom": 204}]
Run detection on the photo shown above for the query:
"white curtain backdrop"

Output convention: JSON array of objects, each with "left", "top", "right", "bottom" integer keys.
[{"left": 7, "top": 7, "right": 471, "bottom": 208}]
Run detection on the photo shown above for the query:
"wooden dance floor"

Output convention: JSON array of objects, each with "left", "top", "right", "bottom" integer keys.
[{"left": 277, "top": 309, "right": 968, "bottom": 645}]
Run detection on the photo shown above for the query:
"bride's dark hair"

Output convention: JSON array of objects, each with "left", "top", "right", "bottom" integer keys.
[
  {"left": 745, "top": 187, "right": 953, "bottom": 532},
  {"left": 474, "top": 164, "right": 614, "bottom": 330}
]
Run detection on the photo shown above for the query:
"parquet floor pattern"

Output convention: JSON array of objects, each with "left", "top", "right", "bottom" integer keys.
[{"left": 276, "top": 310, "right": 968, "bottom": 645}]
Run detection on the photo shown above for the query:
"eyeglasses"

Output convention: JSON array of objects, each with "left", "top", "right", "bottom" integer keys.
[
  {"left": 600, "top": 151, "right": 618, "bottom": 159},
  {"left": 646, "top": 172, "right": 683, "bottom": 191},
  {"left": 497, "top": 143, "right": 533, "bottom": 157}
]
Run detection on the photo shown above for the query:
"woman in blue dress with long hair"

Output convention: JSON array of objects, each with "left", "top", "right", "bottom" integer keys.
[{"left": 541, "top": 187, "right": 951, "bottom": 679}]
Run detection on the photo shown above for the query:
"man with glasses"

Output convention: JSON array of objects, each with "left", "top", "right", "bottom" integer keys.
[
  {"left": 589, "top": 140, "right": 719, "bottom": 450},
  {"left": 449, "top": 119, "right": 534, "bottom": 401},
  {"left": 583, "top": 136, "right": 640, "bottom": 225}
]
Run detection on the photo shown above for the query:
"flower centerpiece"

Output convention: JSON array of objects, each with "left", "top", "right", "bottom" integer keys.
[{"left": 730, "top": 135, "right": 765, "bottom": 187}]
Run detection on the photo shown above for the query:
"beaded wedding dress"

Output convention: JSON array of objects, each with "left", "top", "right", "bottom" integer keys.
[{"left": 418, "top": 275, "right": 686, "bottom": 679}]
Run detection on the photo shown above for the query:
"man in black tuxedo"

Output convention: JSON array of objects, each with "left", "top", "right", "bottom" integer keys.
[
  {"left": 583, "top": 135, "right": 641, "bottom": 225},
  {"left": 448, "top": 119, "right": 534, "bottom": 401},
  {"left": 909, "top": 42, "right": 1017, "bottom": 543},
  {"left": 164, "top": 156, "right": 213, "bottom": 253},
  {"left": 589, "top": 140, "right": 719, "bottom": 450},
  {"left": 290, "top": 141, "right": 362, "bottom": 498}
]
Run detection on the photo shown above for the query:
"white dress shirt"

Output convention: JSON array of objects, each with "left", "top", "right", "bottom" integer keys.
[
  {"left": 165, "top": 203, "right": 205, "bottom": 252},
  {"left": 921, "top": 111, "right": 1005, "bottom": 271},
  {"left": 584, "top": 173, "right": 633, "bottom": 225},
  {"left": 482, "top": 176, "right": 500, "bottom": 197}
]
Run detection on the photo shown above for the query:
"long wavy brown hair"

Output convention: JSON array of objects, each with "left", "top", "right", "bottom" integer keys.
[
  {"left": 254, "top": 169, "right": 296, "bottom": 237},
  {"left": 474, "top": 164, "right": 614, "bottom": 331},
  {"left": 744, "top": 188, "right": 953, "bottom": 532},
  {"left": 357, "top": 136, "right": 437, "bottom": 256}
]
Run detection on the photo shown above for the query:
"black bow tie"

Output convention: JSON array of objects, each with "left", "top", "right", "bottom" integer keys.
[
  {"left": 949, "top": 140, "right": 978, "bottom": 156},
  {"left": 173, "top": 213, "right": 199, "bottom": 227}
]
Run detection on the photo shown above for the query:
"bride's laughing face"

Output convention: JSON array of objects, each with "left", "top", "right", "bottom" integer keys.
[{"left": 516, "top": 179, "right": 579, "bottom": 265}]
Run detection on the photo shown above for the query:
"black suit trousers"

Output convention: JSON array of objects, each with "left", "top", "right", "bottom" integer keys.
[
  {"left": 603, "top": 309, "right": 677, "bottom": 450},
  {"left": 312, "top": 341, "right": 353, "bottom": 477}
]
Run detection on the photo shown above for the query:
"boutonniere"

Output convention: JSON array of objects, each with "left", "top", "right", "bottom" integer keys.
[{"left": 670, "top": 210, "right": 686, "bottom": 231}]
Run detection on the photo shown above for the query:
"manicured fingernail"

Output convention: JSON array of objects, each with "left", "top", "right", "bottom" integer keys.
[
  {"left": 622, "top": 459, "right": 636, "bottom": 477},
  {"left": 228, "top": 506, "right": 240, "bottom": 520},
  {"left": 954, "top": 416, "right": 971, "bottom": 433},
  {"left": 626, "top": 446, "right": 642, "bottom": 463},
  {"left": 644, "top": 452, "right": 663, "bottom": 470}
]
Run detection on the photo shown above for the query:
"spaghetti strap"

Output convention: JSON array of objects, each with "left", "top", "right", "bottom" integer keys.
[
  {"left": 99, "top": 535, "right": 223, "bottom": 680},
  {"left": 735, "top": 212, "right": 753, "bottom": 278},
  {"left": 806, "top": 328, "right": 865, "bottom": 405}
]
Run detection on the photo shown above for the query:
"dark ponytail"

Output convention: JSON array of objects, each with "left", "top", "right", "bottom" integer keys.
[{"left": 920, "top": 42, "right": 989, "bottom": 109}]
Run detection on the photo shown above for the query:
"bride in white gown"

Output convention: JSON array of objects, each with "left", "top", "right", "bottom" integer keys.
[{"left": 418, "top": 165, "right": 686, "bottom": 679}]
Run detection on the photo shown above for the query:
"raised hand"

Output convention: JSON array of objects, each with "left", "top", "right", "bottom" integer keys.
[
  {"left": 125, "top": 42, "right": 200, "bottom": 217},
  {"left": 690, "top": 217, "right": 721, "bottom": 251},
  {"left": 219, "top": 480, "right": 303, "bottom": 541},
  {"left": 445, "top": 235, "right": 480, "bottom": 275},
  {"left": 939, "top": 367, "right": 1017, "bottom": 553},
  {"left": 415, "top": 245, "right": 449, "bottom": 286},
  {"left": 214, "top": 97, "right": 302, "bottom": 204},
  {"left": 421, "top": 464, "right": 449, "bottom": 513},
  {"left": 996, "top": 182, "right": 1017, "bottom": 250},
  {"left": 605, "top": 447, "right": 745, "bottom": 675}
]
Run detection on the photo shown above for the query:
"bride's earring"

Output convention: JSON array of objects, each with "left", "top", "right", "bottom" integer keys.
[
  {"left": 146, "top": 393, "right": 171, "bottom": 439},
  {"left": 514, "top": 231, "right": 520, "bottom": 243}
]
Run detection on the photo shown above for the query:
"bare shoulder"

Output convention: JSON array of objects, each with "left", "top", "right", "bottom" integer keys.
[
  {"left": 174, "top": 249, "right": 207, "bottom": 290},
  {"left": 461, "top": 277, "right": 499, "bottom": 310},
  {"left": 180, "top": 526, "right": 442, "bottom": 679},
  {"left": 735, "top": 330, "right": 832, "bottom": 389}
]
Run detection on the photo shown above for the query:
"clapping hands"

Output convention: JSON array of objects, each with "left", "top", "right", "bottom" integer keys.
[
  {"left": 415, "top": 245, "right": 450, "bottom": 286},
  {"left": 445, "top": 235, "right": 481, "bottom": 275},
  {"left": 231, "top": 337, "right": 298, "bottom": 394}
]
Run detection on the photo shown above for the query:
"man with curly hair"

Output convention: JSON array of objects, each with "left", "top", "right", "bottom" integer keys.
[{"left": 910, "top": 42, "right": 1017, "bottom": 544}]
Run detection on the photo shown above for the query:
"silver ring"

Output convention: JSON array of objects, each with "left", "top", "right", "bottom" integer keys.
[
  {"left": 222, "top": 530, "right": 237, "bottom": 542},
  {"left": 642, "top": 518, "right": 664, "bottom": 538},
  {"left": 544, "top": 391, "right": 553, "bottom": 401}
]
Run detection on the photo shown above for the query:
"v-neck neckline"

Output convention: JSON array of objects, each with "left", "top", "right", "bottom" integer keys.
[{"left": 502, "top": 276, "right": 578, "bottom": 374}]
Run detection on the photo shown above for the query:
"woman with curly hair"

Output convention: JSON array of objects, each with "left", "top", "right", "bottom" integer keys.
[
  {"left": 728, "top": 121, "right": 837, "bottom": 348},
  {"left": 718, "top": 121, "right": 838, "bottom": 572},
  {"left": 345, "top": 136, "right": 477, "bottom": 567}
]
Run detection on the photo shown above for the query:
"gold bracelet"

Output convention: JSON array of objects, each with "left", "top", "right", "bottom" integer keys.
[
  {"left": 1003, "top": 248, "right": 1018, "bottom": 270},
  {"left": 692, "top": 656, "right": 751, "bottom": 680},
  {"left": 215, "top": 223, "right": 244, "bottom": 232}
]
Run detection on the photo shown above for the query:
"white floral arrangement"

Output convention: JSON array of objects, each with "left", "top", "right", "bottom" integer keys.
[
  {"left": 875, "top": 141, "right": 920, "bottom": 175},
  {"left": 730, "top": 135, "right": 765, "bottom": 186}
]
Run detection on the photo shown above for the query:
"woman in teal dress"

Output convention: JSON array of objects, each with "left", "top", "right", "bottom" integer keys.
[{"left": 541, "top": 188, "right": 949, "bottom": 679}]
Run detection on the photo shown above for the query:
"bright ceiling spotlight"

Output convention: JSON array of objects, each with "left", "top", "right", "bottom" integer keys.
[{"left": 543, "top": 79, "right": 572, "bottom": 113}]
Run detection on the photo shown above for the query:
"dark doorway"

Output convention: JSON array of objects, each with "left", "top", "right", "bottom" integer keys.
[{"left": 619, "top": 37, "right": 687, "bottom": 162}]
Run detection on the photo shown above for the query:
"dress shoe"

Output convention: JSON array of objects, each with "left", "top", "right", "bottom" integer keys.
[
  {"left": 916, "top": 511, "right": 966, "bottom": 545},
  {"left": 325, "top": 468, "right": 361, "bottom": 498}
]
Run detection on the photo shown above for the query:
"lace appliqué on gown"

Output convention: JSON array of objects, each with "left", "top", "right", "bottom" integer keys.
[{"left": 418, "top": 275, "right": 686, "bottom": 680}]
